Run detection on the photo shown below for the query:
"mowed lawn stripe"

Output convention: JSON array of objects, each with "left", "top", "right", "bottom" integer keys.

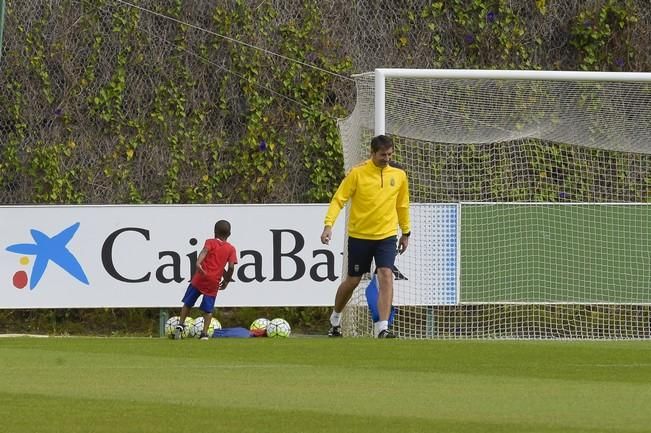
[{"left": 1, "top": 338, "right": 650, "bottom": 433}]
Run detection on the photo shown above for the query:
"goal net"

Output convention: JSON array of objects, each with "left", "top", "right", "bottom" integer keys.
[{"left": 338, "top": 69, "right": 651, "bottom": 339}]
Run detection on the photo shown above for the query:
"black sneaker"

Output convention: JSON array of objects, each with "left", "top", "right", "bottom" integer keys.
[
  {"left": 174, "top": 324, "right": 184, "bottom": 340},
  {"left": 377, "top": 329, "right": 397, "bottom": 339},
  {"left": 328, "top": 325, "right": 342, "bottom": 337},
  {"left": 199, "top": 332, "right": 209, "bottom": 340}
]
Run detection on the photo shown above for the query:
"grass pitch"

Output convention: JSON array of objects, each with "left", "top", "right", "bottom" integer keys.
[{"left": 1, "top": 337, "right": 650, "bottom": 433}]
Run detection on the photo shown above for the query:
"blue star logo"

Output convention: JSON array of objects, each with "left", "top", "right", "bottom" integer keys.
[{"left": 5, "top": 222, "right": 89, "bottom": 290}]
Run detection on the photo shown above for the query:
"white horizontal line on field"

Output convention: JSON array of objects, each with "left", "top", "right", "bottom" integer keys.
[
  {"left": 0, "top": 334, "right": 49, "bottom": 338},
  {"left": 568, "top": 363, "right": 651, "bottom": 368},
  {"left": 0, "top": 364, "right": 314, "bottom": 370}
]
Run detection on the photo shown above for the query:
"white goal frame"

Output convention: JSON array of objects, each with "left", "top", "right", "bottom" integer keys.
[
  {"left": 373, "top": 68, "right": 651, "bottom": 136},
  {"left": 339, "top": 68, "right": 651, "bottom": 338}
]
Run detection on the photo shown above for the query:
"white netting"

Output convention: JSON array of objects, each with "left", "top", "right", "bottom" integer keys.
[{"left": 339, "top": 70, "right": 651, "bottom": 339}]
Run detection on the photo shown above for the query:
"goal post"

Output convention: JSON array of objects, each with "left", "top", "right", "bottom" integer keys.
[
  {"left": 373, "top": 68, "right": 651, "bottom": 137},
  {"left": 338, "top": 68, "right": 651, "bottom": 339}
]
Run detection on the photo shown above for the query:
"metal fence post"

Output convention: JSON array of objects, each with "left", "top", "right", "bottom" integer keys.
[
  {"left": 159, "top": 309, "right": 168, "bottom": 337},
  {"left": 0, "top": 0, "right": 6, "bottom": 62}
]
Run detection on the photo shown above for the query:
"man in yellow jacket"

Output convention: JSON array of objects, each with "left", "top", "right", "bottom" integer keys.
[{"left": 320, "top": 135, "right": 411, "bottom": 338}]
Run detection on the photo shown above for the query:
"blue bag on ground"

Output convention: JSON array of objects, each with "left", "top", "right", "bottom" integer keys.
[
  {"left": 212, "top": 327, "right": 252, "bottom": 338},
  {"left": 365, "top": 274, "right": 396, "bottom": 326}
]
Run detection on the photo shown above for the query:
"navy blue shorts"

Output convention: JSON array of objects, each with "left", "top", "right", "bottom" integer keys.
[
  {"left": 347, "top": 236, "right": 397, "bottom": 276},
  {"left": 181, "top": 284, "right": 216, "bottom": 313}
]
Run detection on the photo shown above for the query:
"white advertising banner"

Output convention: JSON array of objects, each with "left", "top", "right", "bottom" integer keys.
[
  {"left": 0, "top": 204, "right": 344, "bottom": 308},
  {"left": 392, "top": 203, "right": 458, "bottom": 306},
  {"left": 1, "top": 203, "right": 459, "bottom": 309}
]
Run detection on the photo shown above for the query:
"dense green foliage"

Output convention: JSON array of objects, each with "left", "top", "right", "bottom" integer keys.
[
  {"left": 2, "top": 0, "right": 649, "bottom": 205},
  {"left": 1, "top": 0, "right": 351, "bottom": 204}
]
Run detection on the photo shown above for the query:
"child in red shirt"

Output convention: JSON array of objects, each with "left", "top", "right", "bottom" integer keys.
[{"left": 175, "top": 220, "right": 238, "bottom": 340}]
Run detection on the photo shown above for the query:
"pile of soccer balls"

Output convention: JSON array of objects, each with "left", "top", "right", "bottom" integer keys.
[
  {"left": 250, "top": 317, "right": 291, "bottom": 338},
  {"left": 164, "top": 316, "right": 221, "bottom": 339},
  {"left": 165, "top": 315, "right": 290, "bottom": 338}
]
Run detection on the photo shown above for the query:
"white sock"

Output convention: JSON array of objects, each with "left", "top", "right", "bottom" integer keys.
[
  {"left": 330, "top": 311, "right": 341, "bottom": 327},
  {"left": 374, "top": 320, "right": 388, "bottom": 337}
]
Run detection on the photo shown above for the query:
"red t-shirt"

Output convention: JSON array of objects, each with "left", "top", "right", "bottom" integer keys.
[{"left": 191, "top": 238, "right": 238, "bottom": 296}]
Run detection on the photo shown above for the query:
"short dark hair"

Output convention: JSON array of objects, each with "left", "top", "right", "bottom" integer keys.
[
  {"left": 214, "top": 220, "right": 231, "bottom": 238},
  {"left": 370, "top": 135, "right": 393, "bottom": 152}
]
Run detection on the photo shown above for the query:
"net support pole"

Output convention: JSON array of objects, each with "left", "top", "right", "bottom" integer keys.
[
  {"left": 0, "top": 0, "right": 6, "bottom": 62},
  {"left": 374, "top": 69, "right": 386, "bottom": 136},
  {"left": 158, "top": 309, "right": 168, "bottom": 337}
]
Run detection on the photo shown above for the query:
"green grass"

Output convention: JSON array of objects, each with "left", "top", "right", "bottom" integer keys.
[{"left": 1, "top": 337, "right": 651, "bottom": 433}]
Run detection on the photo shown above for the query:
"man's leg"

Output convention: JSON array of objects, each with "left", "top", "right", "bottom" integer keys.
[
  {"left": 375, "top": 267, "right": 394, "bottom": 321},
  {"left": 334, "top": 275, "right": 362, "bottom": 313},
  {"left": 329, "top": 275, "right": 362, "bottom": 336},
  {"left": 374, "top": 267, "right": 396, "bottom": 338}
]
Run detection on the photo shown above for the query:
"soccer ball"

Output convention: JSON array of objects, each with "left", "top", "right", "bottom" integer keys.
[
  {"left": 249, "top": 318, "right": 270, "bottom": 337},
  {"left": 164, "top": 316, "right": 194, "bottom": 339},
  {"left": 266, "top": 318, "right": 291, "bottom": 338},
  {"left": 191, "top": 317, "right": 222, "bottom": 338},
  {"left": 164, "top": 316, "right": 180, "bottom": 338}
]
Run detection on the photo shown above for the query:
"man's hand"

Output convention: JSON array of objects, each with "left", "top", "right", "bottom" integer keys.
[
  {"left": 398, "top": 235, "right": 409, "bottom": 254},
  {"left": 321, "top": 226, "right": 333, "bottom": 245}
]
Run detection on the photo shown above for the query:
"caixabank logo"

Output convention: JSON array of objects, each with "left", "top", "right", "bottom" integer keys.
[{"left": 5, "top": 222, "right": 89, "bottom": 290}]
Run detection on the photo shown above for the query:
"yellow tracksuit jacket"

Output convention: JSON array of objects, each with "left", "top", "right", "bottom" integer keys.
[{"left": 324, "top": 160, "right": 410, "bottom": 240}]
